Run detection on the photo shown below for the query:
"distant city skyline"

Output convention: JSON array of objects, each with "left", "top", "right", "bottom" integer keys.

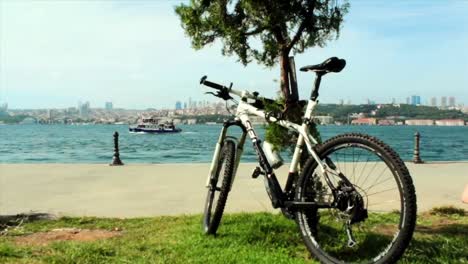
[
  {"left": 1, "top": 1, "right": 467, "bottom": 109},
  {"left": 4, "top": 93, "right": 466, "bottom": 111}
]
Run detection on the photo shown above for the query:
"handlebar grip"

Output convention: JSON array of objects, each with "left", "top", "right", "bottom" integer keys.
[
  {"left": 203, "top": 80, "right": 224, "bottom": 90},
  {"left": 200, "top": 75, "right": 224, "bottom": 90}
]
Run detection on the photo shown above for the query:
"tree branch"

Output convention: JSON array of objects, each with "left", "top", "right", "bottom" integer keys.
[
  {"left": 286, "top": 2, "right": 316, "bottom": 51},
  {"left": 244, "top": 26, "right": 267, "bottom": 36}
]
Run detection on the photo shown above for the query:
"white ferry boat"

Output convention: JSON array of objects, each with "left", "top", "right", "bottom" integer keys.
[{"left": 129, "top": 118, "right": 181, "bottom": 134}]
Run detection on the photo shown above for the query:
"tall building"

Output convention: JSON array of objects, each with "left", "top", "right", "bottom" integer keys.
[
  {"left": 105, "top": 102, "right": 113, "bottom": 110},
  {"left": 183, "top": 102, "right": 187, "bottom": 109},
  {"left": 188, "top": 97, "right": 192, "bottom": 109},
  {"left": 79, "top": 101, "right": 90, "bottom": 117},
  {"left": 47, "top": 109, "right": 54, "bottom": 120},
  {"left": 175, "top": 101, "right": 182, "bottom": 110},
  {"left": 67, "top": 107, "right": 78, "bottom": 115},
  {"left": 411, "top": 95, "right": 421, "bottom": 105},
  {"left": 441, "top": 96, "right": 447, "bottom": 109},
  {"left": 0, "top": 103, "right": 7, "bottom": 116},
  {"left": 430, "top": 97, "right": 437, "bottom": 107},
  {"left": 448, "top": 96, "right": 455, "bottom": 107},
  {"left": 406, "top": 97, "right": 410, "bottom": 105}
]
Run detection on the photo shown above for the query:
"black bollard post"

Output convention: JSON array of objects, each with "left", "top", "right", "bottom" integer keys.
[
  {"left": 412, "top": 132, "right": 423, "bottom": 164},
  {"left": 110, "top": 131, "right": 124, "bottom": 166}
]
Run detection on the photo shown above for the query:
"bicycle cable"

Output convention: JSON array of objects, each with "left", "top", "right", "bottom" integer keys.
[{"left": 225, "top": 98, "right": 238, "bottom": 115}]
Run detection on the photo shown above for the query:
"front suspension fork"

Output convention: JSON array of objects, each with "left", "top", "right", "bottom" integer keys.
[
  {"left": 231, "top": 132, "right": 246, "bottom": 189},
  {"left": 205, "top": 125, "right": 228, "bottom": 187},
  {"left": 205, "top": 120, "right": 246, "bottom": 189}
]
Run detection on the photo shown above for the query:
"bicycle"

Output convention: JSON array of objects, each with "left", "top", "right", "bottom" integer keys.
[{"left": 200, "top": 57, "right": 417, "bottom": 264}]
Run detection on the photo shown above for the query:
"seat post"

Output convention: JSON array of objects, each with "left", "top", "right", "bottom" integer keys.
[{"left": 311, "top": 72, "right": 324, "bottom": 101}]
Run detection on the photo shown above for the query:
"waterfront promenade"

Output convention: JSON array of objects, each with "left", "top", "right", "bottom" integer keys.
[{"left": 1, "top": 162, "right": 467, "bottom": 217}]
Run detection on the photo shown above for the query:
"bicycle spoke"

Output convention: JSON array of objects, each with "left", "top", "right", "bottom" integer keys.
[
  {"left": 351, "top": 147, "right": 356, "bottom": 183},
  {"left": 296, "top": 135, "right": 414, "bottom": 264},
  {"left": 355, "top": 154, "right": 371, "bottom": 187},
  {"left": 364, "top": 175, "right": 393, "bottom": 193},
  {"left": 367, "top": 200, "right": 399, "bottom": 207},
  {"left": 367, "top": 187, "right": 398, "bottom": 197},
  {"left": 364, "top": 165, "right": 391, "bottom": 192},
  {"left": 358, "top": 160, "right": 379, "bottom": 189}
]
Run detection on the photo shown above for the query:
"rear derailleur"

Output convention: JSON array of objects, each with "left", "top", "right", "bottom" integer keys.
[{"left": 333, "top": 181, "right": 368, "bottom": 247}]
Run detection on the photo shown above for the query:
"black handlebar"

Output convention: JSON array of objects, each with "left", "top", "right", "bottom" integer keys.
[
  {"left": 204, "top": 80, "right": 224, "bottom": 90},
  {"left": 199, "top": 75, "right": 207, "bottom": 84},
  {"left": 200, "top": 75, "right": 233, "bottom": 101},
  {"left": 200, "top": 75, "right": 225, "bottom": 90}
]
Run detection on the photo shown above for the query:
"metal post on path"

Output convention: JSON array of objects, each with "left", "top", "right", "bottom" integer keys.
[
  {"left": 412, "top": 132, "right": 423, "bottom": 164},
  {"left": 110, "top": 131, "right": 124, "bottom": 166}
]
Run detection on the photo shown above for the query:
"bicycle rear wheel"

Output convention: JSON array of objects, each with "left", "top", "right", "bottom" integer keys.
[
  {"left": 203, "top": 139, "right": 236, "bottom": 235},
  {"left": 295, "top": 133, "right": 417, "bottom": 264}
]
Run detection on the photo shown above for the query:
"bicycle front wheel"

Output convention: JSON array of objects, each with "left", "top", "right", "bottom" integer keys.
[
  {"left": 203, "top": 139, "right": 236, "bottom": 235},
  {"left": 295, "top": 133, "right": 417, "bottom": 264}
]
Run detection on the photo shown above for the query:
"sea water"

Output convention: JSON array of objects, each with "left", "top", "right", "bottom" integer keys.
[{"left": 0, "top": 124, "right": 467, "bottom": 163}]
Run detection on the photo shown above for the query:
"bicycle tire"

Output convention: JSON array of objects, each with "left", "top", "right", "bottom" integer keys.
[
  {"left": 203, "top": 139, "right": 236, "bottom": 235},
  {"left": 295, "top": 133, "right": 417, "bottom": 264}
]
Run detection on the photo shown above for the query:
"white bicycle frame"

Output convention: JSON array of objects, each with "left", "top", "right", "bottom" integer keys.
[{"left": 206, "top": 88, "right": 329, "bottom": 190}]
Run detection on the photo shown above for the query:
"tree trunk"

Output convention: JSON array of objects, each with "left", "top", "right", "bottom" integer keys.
[
  {"left": 279, "top": 51, "right": 291, "bottom": 104},
  {"left": 288, "top": 56, "right": 299, "bottom": 102},
  {"left": 279, "top": 50, "right": 299, "bottom": 106}
]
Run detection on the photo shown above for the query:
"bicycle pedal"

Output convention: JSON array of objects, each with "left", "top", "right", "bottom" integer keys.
[{"left": 251, "top": 167, "right": 265, "bottom": 179}]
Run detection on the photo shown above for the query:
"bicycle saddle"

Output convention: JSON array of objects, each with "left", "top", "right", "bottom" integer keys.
[{"left": 300, "top": 57, "right": 346, "bottom": 73}]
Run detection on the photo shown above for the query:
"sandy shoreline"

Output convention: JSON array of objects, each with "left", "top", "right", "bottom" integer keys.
[{"left": 1, "top": 162, "right": 467, "bottom": 217}]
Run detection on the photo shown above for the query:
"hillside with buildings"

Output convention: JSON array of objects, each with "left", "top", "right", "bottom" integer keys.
[
  {"left": 0, "top": 100, "right": 231, "bottom": 125},
  {"left": 314, "top": 103, "right": 468, "bottom": 125},
  {"left": 1, "top": 97, "right": 467, "bottom": 126}
]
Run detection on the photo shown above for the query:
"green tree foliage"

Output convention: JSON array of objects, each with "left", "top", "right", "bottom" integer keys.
[
  {"left": 175, "top": 0, "right": 349, "bottom": 104},
  {"left": 314, "top": 104, "right": 468, "bottom": 122},
  {"left": 0, "top": 115, "right": 30, "bottom": 124},
  {"left": 315, "top": 104, "right": 374, "bottom": 117},
  {"left": 375, "top": 105, "right": 467, "bottom": 120}
]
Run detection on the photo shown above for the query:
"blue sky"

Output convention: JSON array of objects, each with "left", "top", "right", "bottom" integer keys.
[{"left": 0, "top": 0, "right": 467, "bottom": 109}]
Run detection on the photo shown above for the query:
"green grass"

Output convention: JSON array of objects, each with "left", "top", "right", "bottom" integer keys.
[{"left": 0, "top": 211, "right": 467, "bottom": 264}]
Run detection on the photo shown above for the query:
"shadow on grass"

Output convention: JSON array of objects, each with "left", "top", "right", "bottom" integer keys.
[
  {"left": 416, "top": 223, "right": 468, "bottom": 236},
  {"left": 214, "top": 213, "right": 468, "bottom": 263},
  {"left": 0, "top": 213, "right": 56, "bottom": 233},
  {"left": 0, "top": 213, "right": 56, "bottom": 224},
  {"left": 212, "top": 213, "right": 305, "bottom": 253},
  {"left": 404, "top": 235, "right": 468, "bottom": 263},
  {"left": 217, "top": 213, "right": 395, "bottom": 262},
  {"left": 1, "top": 212, "right": 466, "bottom": 263}
]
